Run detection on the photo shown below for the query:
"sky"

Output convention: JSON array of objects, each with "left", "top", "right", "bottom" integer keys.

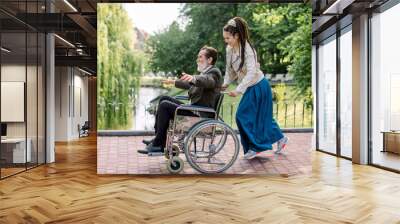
[{"left": 123, "top": 3, "right": 184, "bottom": 35}]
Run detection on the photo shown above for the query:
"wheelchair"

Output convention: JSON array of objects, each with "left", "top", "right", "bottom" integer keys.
[
  {"left": 78, "top": 121, "right": 90, "bottom": 138},
  {"left": 163, "top": 93, "right": 240, "bottom": 174}
]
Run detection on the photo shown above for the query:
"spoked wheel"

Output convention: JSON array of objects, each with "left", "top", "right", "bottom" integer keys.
[
  {"left": 210, "top": 127, "right": 228, "bottom": 156},
  {"left": 166, "top": 156, "right": 184, "bottom": 174},
  {"left": 165, "top": 144, "right": 180, "bottom": 159},
  {"left": 184, "top": 120, "right": 239, "bottom": 174}
]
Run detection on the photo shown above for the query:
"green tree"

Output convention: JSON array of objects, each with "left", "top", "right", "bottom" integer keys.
[
  {"left": 146, "top": 4, "right": 238, "bottom": 75},
  {"left": 147, "top": 4, "right": 310, "bottom": 75},
  {"left": 278, "top": 5, "right": 312, "bottom": 106},
  {"left": 98, "top": 4, "right": 143, "bottom": 129},
  {"left": 146, "top": 3, "right": 312, "bottom": 103},
  {"left": 146, "top": 22, "right": 193, "bottom": 75},
  {"left": 180, "top": 3, "right": 238, "bottom": 72}
]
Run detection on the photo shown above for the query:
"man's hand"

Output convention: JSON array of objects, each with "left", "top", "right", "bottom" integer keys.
[
  {"left": 228, "top": 91, "right": 240, "bottom": 97},
  {"left": 161, "top": 79, "right": 175, "bottom": 85},
  {"left": 180, "top": 72, "right": 194, "bottom": 82}
]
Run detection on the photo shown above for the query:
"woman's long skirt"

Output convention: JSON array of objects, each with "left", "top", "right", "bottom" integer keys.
[{"left": 236, "top": 78, "right": 284, "bottom": 154}]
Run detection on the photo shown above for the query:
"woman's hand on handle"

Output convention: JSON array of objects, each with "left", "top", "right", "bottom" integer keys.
[{"left": 227, "top": 91, "right": 240, "bottom": 97}]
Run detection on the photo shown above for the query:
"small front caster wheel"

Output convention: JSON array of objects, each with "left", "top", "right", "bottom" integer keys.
[{"left": 166, "top": 156, "right": 184, "bottom": 174}]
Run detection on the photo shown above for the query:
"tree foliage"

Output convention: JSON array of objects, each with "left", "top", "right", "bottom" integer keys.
[
  {"left": 146, "top": 3, "right": 311, "bottom": 104},
  {"left": 278, "top": 5, "right": 312, "bottom": 106},
  {"left": 97, "top": 4, "right": 143, "bottom": 129}
]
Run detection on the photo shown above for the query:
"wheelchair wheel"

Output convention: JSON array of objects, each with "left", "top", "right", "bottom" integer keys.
[
  {"left": 186, "top": 119, "right": 227, "bottom": 156},
  {"left": 165, "top": 144, "right": 180, "bottom": 159},
  {"left": 184, "top": 120, "right": 239, "bottom": 174},
  {"left": 166, "top": 156, "right": 184, "bottom": 174},
  {"left": 210, "top": 126, "right": 228, "bottom": 156}
]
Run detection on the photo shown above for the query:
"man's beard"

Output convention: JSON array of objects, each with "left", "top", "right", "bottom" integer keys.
[{"left": 197, "top": 62, "right": 208, "bottom": 72}]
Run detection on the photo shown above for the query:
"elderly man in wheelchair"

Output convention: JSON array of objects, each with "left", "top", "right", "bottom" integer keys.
[{"left": 138, "top": 46, "right": 240, "bottom": 173}]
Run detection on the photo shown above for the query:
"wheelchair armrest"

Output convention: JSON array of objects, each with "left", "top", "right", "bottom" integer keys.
[
  {"left": 175, "top": 105, "right": 216, "bottom": 117},
  {"left": 174, "top": 95, "right": 189, "bottom": 101}
]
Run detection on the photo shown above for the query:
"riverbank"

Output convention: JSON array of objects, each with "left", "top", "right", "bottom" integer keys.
[{"left": 139, "top": 76, "right": 313, "bottom": 130}]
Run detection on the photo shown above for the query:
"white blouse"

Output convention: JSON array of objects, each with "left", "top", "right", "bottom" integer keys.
[{"left": 223, "top": 42, "right": 264, "bottom": 94}]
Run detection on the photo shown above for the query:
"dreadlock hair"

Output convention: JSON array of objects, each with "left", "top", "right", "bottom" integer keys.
[{"left": 223, "top": 17, "right": 256, "bottom": 72}]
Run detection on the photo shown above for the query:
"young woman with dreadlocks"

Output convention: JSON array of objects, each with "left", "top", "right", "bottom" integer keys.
[{"left": 221, "top": 17, "right": 288, "bottom": 159}]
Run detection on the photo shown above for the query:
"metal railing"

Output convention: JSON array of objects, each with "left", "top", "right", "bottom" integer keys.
[
  {"left": 219, "top": 102, "right": 313, "bottom": 129},
  {"left": 98, "top": 101, "right": 313, "bottom": 131}
]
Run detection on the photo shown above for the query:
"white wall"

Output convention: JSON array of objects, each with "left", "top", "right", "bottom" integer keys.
[
  {"left": 72, "top": 73, "right": 89, "bottom": 138},
  {"left": 55, "top": 67, "right": 89, "bottom": 141},
  {"left": 1, "top": 82, "right": 25, "bottom": 122},
  {"left": 1, "top": 65, "right": 28, "bottom": 138},
  {"left": 1, "top": 63, "right": 46, "bottom": 164},
  {"left": 1, "top": 65, "right": 26, "bottom": 81},
  {"left": 55, "top": 66, "right": 69, "bottom": 141}
]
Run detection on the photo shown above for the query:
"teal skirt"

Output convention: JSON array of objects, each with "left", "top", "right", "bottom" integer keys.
[{"left": 236, "top": 78, "right": 284, "bottom": 153}]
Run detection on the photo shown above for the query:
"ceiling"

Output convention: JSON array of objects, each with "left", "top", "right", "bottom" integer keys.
[
  {"left": 312, "top": 0, "right": 389, "bottom": 42},
  {"left": 0, "top": 0, "right": 97, "bottom": 75}
]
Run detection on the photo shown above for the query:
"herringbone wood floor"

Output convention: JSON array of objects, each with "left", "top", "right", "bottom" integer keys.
[{"left": 1, "top": 135, "right": 400, "bottom": 224}]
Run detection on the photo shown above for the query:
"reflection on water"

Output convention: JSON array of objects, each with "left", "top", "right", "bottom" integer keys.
[{"left": 133, "top": 87, "right": 167, "bottom": 130}]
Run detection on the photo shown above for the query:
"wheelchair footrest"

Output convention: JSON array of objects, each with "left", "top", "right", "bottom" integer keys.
[{"left": 148, "top": 152, "right": 165, "bottom": 157}]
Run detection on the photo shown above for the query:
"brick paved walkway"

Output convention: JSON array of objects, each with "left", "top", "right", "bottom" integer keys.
[{"left": 97, "top": 133, "right": 312, "bottom": 175}]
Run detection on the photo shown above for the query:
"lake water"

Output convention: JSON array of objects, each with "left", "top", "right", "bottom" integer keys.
[{"left": 132, "top": 86, "right": 167, "bottom": 130}]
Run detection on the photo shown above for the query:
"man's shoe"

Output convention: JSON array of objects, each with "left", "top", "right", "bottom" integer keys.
[
  {"left": 142, "top": 138, "right": 154, "bottom": 145},
  {"left": 137, "top": 149, "right": 148, "bottom": 154},
  {"left": 146, "top": 143, "right": 164, "bottom": 156}
]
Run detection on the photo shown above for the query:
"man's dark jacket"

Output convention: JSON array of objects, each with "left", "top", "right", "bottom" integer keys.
[{"left": 174, "top": 66, "right": 222, "bottom": 108}]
